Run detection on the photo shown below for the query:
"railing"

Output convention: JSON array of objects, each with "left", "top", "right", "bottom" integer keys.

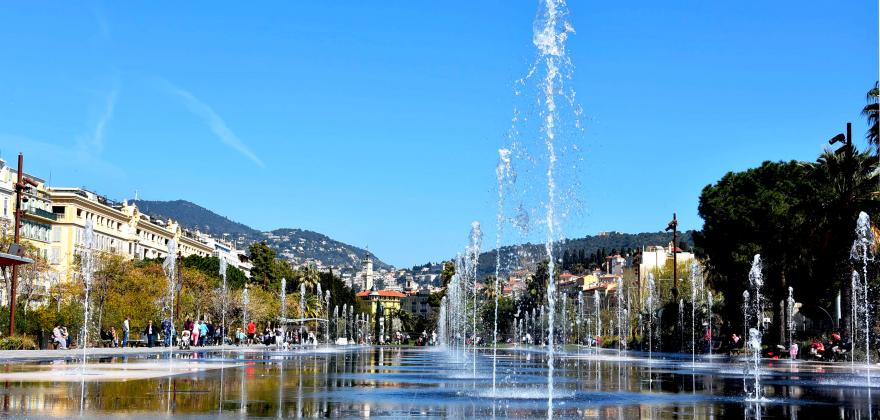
[{"left": 25, "top": 207, "right": 57, "bottom": 221}]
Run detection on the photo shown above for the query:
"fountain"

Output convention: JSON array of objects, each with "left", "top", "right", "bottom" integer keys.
[
  {"left": 616, "top": 276, "right": 625, "bottom": 354},
  {"left": 678, "top": 299, "right": 684, "bottom": 354},
  {"left": 242, "top": 283, "right": 250, "bottom": 340},
  {"left": 219, "top": 257, "right": 228, "bottom": 344},
  {"left": 593, "top": 290, "right": 601, "bottom": 345},
  {"left": 467, "top": 220, "right": 482, "bottom": 376},
  {"left": 299, "top": 283, "right": 306, "bottom": 343},
  {"left": 851, "top": 211, "right": 874, "bottom": 364},
  {"left": 707, "top": 292, "right": 713, "bottom": 356},
  {"left": 438, "top": 297, "right": 448, "bottom": 348},
  {"left": 746, "top": 254, "right": 764, "bottom": 401},
  {"left": 576, "top": 291, "right": 583, "bottom": 346},
  {"left": 787, "top": 287, "right": 794, "bottom": 360},
  {"left": 493, "top": 147, "right": 512, "bottom": 395},
  {"left": 280, "top": 278, "right": 287, "bottom": 347},
  {"left": 324, "top": 290, "right": 331, "bottom": 345},
  {"left": 80, "top": 220, "right": 95, "bottom": 370},
  {"left": 646, "top": 273, "right": 656, "bottom": 358},
  {"left": 162, "top": 237, "right": 177, "bottom": 360},
  {"left": 689, "top": 262, "right": 699, "bottom": 362}
]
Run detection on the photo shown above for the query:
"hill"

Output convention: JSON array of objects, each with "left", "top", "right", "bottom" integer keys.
[
  {"left": 132, "top": 200, "right": 392, "bottom": 272},
  {"left": 476, "top": 230, "right": 696, "bottom": 277}
]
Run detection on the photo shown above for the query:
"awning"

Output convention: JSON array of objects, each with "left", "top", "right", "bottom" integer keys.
[{"left": 0, "top": 252, "right": 33, "bottom": 267}]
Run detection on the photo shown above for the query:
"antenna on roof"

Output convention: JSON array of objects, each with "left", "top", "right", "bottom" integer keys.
[{"left": 134, "top": 190, "right": 139, "bottom": 201}]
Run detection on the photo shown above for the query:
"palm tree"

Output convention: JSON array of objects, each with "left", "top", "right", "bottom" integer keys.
[
  {"left": 863, "top": 81, "right": 879, "bottom": 154},
  {"left": 289, "top": 293, "right": 321, "bottom": 318},
  {"left": 815, "top": 144, "right": 879, "bottom": 208},
  {"left": 298, "top": 264, "right": 321, "bottom": 293},
  {"left": 813, "top": 145, "right": 879, "bottom": 338}
]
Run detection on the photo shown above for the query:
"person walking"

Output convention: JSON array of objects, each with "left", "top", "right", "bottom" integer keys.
[
  {"left": 192, "top": 322, "right": 200, "bottom": 347},
  {"left": 199, "top": 320, "right": 209, "bottom": 347},
  {"left": 247, "top": 321, "right": 256, "bottom": 345},
  {"left": 145, "top": 320, "right": 156, "bottom": 348},
  {"left": 122, "top": 317, "right": 130, "bottom": 348},
  {"left": 162, "top": 317, "right": 173, "bottom": 347}
]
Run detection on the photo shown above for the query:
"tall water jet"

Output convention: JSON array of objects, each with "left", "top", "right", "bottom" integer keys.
[
  {"left": 438, "top": 296, "right": 448, "bottom": 348},
  {"left": 299, "top": 283, "right": 306, "bottom": 342},
  {"left": 851, "top": 211, "right": 874, "bottom": 364},
  {"left": 324, "top": 290, "right": 331, "bottom": 345},
  {"left": 80, "top": 220, "right": 95, "bottom": 372},
  {"left": 280, "top": 278, "right": 287, "bottom": 348},
  {"left": 533, "top": 0, "right": 577, "bottom": 415},
  {"left": 646, "top": 273, "right": 656, "bottom": 359},
  {"left": 220, "top": 257, "right": 228, "bottom": 345},
  {"left": 678, "top": 299, "right": 684, "bottom": 354},
  {"left": 576, "top": 291, "right": 583, "bottom": 346},
  {"left": 493, "top": 149, "right": 511, "bottom": 396},
  {"left": 689, "top": 262, "right": 700, "bottom": 362},
  {"left": 707, "top": 292, "right": 713, "bottom": 356},
  {"left": 593, "top": 290, "right": 601, "bottom": 344},
  {"left": 242, "top": 283, "right": 250, "bottom": 332},
  {"left": 747, "top": 255, "right": 764, "bottom": 401},
  {"left": 162, "top": 237, "right": 177, "bottom": 363},
  {"left": 786, "top": 287, "right": 794, "bottom": 360},
  {"left": 616, "top": 276, "right": 625, "bottom": 354},
  {"left": 467, "top": 221, "right": 483, "bottom": 376}
]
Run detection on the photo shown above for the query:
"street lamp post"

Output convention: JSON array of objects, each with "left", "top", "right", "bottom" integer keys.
[
  {"left": 829, "top": 123, "right": 853, "bottom": 336},
  {"left": 666, "top": 213, "right": 679, "bottom": 301},
  {"left": 9, "top": 153, "right": 38, "bottom": 337}
]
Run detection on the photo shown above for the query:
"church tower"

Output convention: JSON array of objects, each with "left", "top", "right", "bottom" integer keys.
[{"left": 362, "top": 252, "right": 374, "bottom": 291}]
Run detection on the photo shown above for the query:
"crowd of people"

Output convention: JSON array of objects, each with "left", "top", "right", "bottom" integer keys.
[{"left": 51, "top": 317, "right": 333, "bottom": 350}]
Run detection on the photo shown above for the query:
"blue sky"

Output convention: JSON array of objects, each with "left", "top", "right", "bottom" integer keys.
[{"left": 1, "top": 1, "right": 877, "bottom": 267}]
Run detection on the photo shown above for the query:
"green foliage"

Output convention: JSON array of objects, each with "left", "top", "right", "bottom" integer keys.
[
  {"left": 427, "top": 260, "right": 456, "bottom": 307},
  {"left": 518, "top": 261, "right": 551, "bottom": 314},
  {"left": 479, "top": 295, "right": 516, "bottom": 342},
  {"left": 249, "top": 242, "right": 296, "bottom": 291},
  {"left": 864, "top": 81, "right": 878, "bottom": 151},
  {"left": 318, "top": 270, "right": 359, "bottom": 313},
  {"left": 0, "top": 335, "right": 37, "bottom": 350},
  {"left": 441, "top": 261, "right": 455, "bottom": 286},
  {"left": 695, "top": 150, "right": 879, "bottom": 342}
]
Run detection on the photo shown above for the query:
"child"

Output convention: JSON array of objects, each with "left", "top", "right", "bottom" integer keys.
[{"left": 179, "top": 329, "right": 192, "bottom": 350}]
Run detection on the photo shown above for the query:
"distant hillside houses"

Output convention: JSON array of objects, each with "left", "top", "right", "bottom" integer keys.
[{"left": 496, "top": 242, "right": 696, "bottom": 305}]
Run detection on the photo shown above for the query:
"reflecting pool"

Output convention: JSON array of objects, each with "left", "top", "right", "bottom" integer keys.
[{"left": 0, "top": 346, "right": 876, "bottom": 418}]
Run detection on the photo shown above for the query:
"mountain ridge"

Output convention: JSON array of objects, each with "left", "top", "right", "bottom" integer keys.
[{"left": 131, "top": 199, "right": 392, "bottom": 272}]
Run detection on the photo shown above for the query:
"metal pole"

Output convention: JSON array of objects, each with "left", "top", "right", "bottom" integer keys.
[
  {"left": 8, "top": 154, "right": 24, "bottom": 337},
  {"left": 672, "top": 213, "right": 678, "bottom": 300}
]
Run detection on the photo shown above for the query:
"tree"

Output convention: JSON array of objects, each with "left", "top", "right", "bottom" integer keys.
[
  {"left": 696, "top": 161, "right": 823, "bottom": 343},
  {"left": 696, "top": 152, "right": 879, "bottom": 343},
  {"left": 318, "top": 270, "right": 359, "bottom": 314},
  {"left": 248, "top": 242, "right": 277, "bottom": 289},
  {"left": 864, "top": 81, "right": 879, "bottom": 154},
  {"left": 0, "top": 234, "right": 53, "bottom": 325},
  {"left": 518, "top": 260, "right": 551, "bottom": 314},
  {"left": 297, "top": 264, "right": 321, "bottom": 293},
  {"left": 93, "top": 253, "right": 126, "bottom": 333}
]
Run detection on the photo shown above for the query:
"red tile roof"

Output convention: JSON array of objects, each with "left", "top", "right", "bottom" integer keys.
[{"left": 356, "top": 290, "right": 406, "bottom": 298}]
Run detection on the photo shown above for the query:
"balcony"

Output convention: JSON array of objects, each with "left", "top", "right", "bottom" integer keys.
[{"left": 24, "top": 207, "right": 57, "bottom": 221}]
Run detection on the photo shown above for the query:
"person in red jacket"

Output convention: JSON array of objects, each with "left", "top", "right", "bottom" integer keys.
[{"left": 247, "top": 321, "right": 256, "bottom": 345}]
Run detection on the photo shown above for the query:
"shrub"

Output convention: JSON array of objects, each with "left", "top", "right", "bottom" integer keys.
[{"left": 0, "top": 335, "right": 38, "bottom": 350}]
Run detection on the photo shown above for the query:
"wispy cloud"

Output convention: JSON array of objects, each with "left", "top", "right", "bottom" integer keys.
[
  {"left": 162, "top": 80, "right": 265, "bottom": 168},
  {"left": 88, "top": 1, "right": 110, "bottom": 40},
  {"left": 77, "top": 85, "right": 118, "bottom": 155}
]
